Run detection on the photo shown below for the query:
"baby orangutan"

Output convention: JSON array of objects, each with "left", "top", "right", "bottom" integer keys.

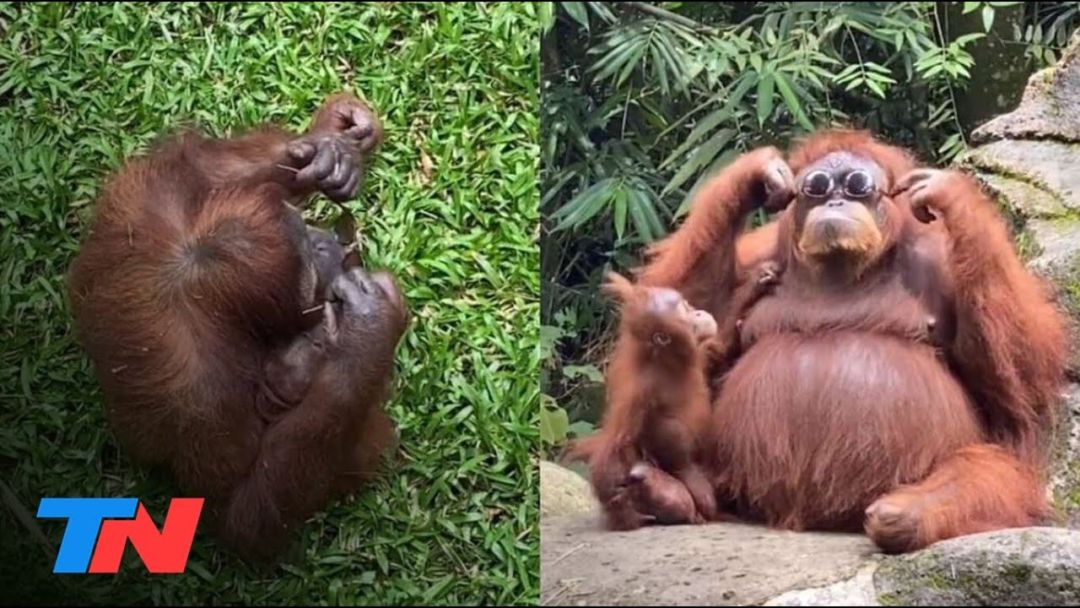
[{"left": 566, "top": 272, "right": 720, "bottom": 529}]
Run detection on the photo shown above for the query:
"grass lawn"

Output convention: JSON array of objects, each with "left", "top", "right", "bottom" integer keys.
[{"left": 0, "top": 3, "right": 539, "bottom": 605}]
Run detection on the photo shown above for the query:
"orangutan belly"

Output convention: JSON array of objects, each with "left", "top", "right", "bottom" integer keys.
[{"left": 712, "top": 331, "right": 984, "bottom": 531}]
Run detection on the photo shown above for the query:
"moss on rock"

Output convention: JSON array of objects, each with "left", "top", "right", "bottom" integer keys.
[{"left": 874, "top": 528, "right": 1080, "bottom": 606}]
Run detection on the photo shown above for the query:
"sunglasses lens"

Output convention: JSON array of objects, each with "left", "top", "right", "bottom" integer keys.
[
  {"left": 803, "top": 171, "right": 831, "bottom": 197},
  {"left": 844, "top": 170, "right": 874, "bottom": 197}
]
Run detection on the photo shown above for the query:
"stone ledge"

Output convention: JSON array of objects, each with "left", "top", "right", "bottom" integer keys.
[{"left": 541, "top": 514, "right": 879, "bottom": 606}]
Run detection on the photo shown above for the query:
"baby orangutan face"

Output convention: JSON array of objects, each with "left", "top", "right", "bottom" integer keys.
[{"left": 644, "top": 287, "right": 718, "bottom": 343}]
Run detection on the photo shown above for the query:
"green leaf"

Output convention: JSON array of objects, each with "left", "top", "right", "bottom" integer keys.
[
  {"left": 866, "top": 78, "right": 886, "bottom": 98},
  {"left": 613, "top": 186, "right": 627, "bottom": 241},
  {"left": 563, "top": 364, "right": 603, "bottom": 382},
  {"left": 648, "top": 39, "right": 669, "bottom": 94},
  {"left": 726, "top": 71, "right": 758, "bottom": 107},
  {"left": 541, "top": 325, "right": 567, "bottom": 359},
  {"left": 617, "top": 43, "right": 646, "bottom": 87},
  {"left": 981, "top": 5, "right": 994, "bottom": 31},
  {"left": 773, "top": 71, "right": 813, "bottom": 131},
  {"left": 963, "top": 1, "right": 981, "bottom": 14},
  {"left": 661, "top": 106, "right": 731, "bottom": 169},
  {"left": 954, "top": 32, "right": 986, "bottom": 46},
  {"left": 540, "top": 404, "right": 570, "bottom": 446},
  {"left": 627, "top": 188, "right": 661, "bottom": 241},
  {"left": 627, "top": 194, "right": 652, "bottom": 242},
  {"left": 592, "top": 37, "right": 645, "bottom": 83},
  {"left": 638, "top": 187, "right": 666, "bottom": 238},
  {"left": 920, "top": 63, "right": 945, "bottom": 80},
  {"left": 551, "top": 178, "right": 615, "bottom": 231},
  {"left": 561, "top": 2, "right": 589, "bottom": 30},
  {"left": 567, "top": 420, "right": 596, "bottom": 438},
  {"left": 662, "top": 127, "right": 735, "bottom": 195},
  {"left": 654, "top": 28, "right": 689, "bottom": 93},
  {"left": 832, "top": 63, "right": 861, "bottom": 83},
  {"left": 755, "top": 71, "right": 775, "bottom": 125},
  {"left": 675, "top": 148, "right": 739, "bottom": 218},
  {"left": 539, "top": 2, "right": 555, "bottom": 33},
  {"left": 588, "top": 1, "right": 616, "bottom": 22}
]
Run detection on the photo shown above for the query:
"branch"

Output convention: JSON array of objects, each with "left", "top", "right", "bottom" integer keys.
[{"left": 624, "top": 2, "right": 718, "bottom": 34}]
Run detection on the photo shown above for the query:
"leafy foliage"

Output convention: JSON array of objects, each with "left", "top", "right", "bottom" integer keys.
[
  {"left": 540, "top": 1, "right": 1080, "bottom": 452},
  {"left": 0, "top": 2, "right": 539, "bottom": 604}
]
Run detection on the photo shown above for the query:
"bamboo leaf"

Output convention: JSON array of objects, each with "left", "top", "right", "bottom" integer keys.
[
  {"left": 756, "top": 71, "right": 775, "bottom": 125},
  {"left": 616, "top": 43, "right": 646, "bottom": 87},
  {"left": 593, "top": 38, "right": 644, "bottom": 82},
  {"left": 866, "top": 78, "right": 886, "bottom": 98},
  {"left": 661, "top": 109, "right": 732, "bottom": 169},
  {"left": 675, "top": 149, "right": 740, "bottom": 218},
  {"left": 627, "top": 189, "right": 654, "bottom": 242},
  {"left": 648, "top": 41, "right": 669, "bottom": 94},
  {"left": 561, "top": 2, "right": 589, "bottom": 30},
  {"left": 774, "top": 71, "right": 813, "bottom": 131},
  {"left": 551, "top": 178, "right": 614, "bottom": 231},
  {"left": 613, "top": 186, "right": 627, "bottom": 241},
  {"left": 638, "top": 187, "right": 667, "bottom": 239},
  {"left": 663, "top": 128, "right": 735, "bottom": 195}
]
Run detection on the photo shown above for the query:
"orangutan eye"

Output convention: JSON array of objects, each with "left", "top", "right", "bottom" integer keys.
[
  {"left": 802, "top": 170, "right": 833, "bottom": 198},
  {"left": 844, "top": 170, "right": 875, "bottom": 197}
]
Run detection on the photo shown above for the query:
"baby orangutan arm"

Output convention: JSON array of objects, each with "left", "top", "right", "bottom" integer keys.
[{"left": 705, "top": 259, "right": 781, "bottom": 378}]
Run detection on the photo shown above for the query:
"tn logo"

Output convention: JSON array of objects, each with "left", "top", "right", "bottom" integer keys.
[{"left": 36, "top": 497, "right": 204, "bottom": 574}]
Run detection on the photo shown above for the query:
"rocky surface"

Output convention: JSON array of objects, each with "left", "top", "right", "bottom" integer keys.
[
  {"left": 964, "top": 140, "right": 1080, "bottom": 214},
  {"left": 541, "top": 512, "right": 880, "bottom": 606},
  {"left": 873, "top": 528, "right": 1080, "bottom": 606},
  {"left": 972, "top": 30, "right": 1080, "bottom": 143},
  {"left": 764, "top": 566, "right": 880, "bottom": 607},
  {"left": 958, "top": 30, "right": 1080, "bottom": 519},
  {"left": 541, "top": 459, "right": 596, "bottom": 519},
  {"left": 1051, "top": 385, "right": 1080, "bottom": 526},
  {"left": 539, "top": 474, "right": 1080, "bottom": 606}
]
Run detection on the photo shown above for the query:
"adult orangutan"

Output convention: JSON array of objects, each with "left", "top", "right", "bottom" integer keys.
[
  {"left": 594, "top": 129, "right": 1069, "bottom": 553},
  {"left": 68, "top": 93, "right": 408, "bottom": 560}
]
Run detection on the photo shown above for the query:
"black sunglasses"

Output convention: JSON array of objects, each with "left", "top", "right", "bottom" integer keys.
[{"left": 801, "top": 169, "right": 876, "bottom": 199}]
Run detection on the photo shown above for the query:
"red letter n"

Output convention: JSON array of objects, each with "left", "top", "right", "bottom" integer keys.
[{"left": 87, "top": 498, "right": 204, "bottom": 574}]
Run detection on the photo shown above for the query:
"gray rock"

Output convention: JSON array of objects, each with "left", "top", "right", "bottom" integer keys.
[
  {"left": 540, "top": 515, "right": 879, "bottom": 606},
  {"left": 972, "top": 30, "right": 1080, "bottom": 143},
  {"left": 964, "top": 140, "right": 1080, "bottom": 213},
  {"left": 1026, "top": 219, "right": 1080, "bottom": 277},
  {"left": 765, "top": 565, "right": 880, "bottom": 607},
  {"left": 540, "top": 460, "right": 597, "bottom": 519},
  {"left": 761, "top": 527, "right": 1080, "bottom": 606},
  {"left": 967, "top": 170, "right": 1069, "bottom": 219},
  {"left": 1023, "top": 219, "right": 1080, "bottom": 376},
  {"left": 1050, "top": 385, "right": 1080, "bottom": 525},
  {"left": 873, "top": 527, "right": 1080, "bottom": 606},
  {"left": 959, "top": 32, "right": 1080, "bottom": 500}
]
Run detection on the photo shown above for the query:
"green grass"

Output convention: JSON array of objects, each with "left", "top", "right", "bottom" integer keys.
[{"left": 0, "top": 3, "right": 539, "bottom": 605}]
